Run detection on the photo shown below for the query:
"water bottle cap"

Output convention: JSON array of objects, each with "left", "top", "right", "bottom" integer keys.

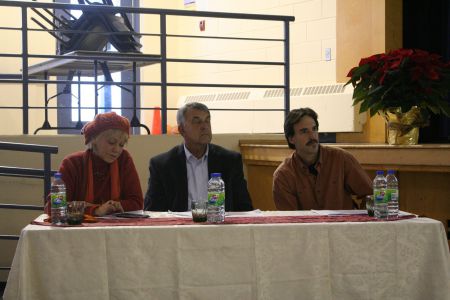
[
  {"left": 376, "top": 170, "right": 384, "bottom": 175},
  {"left": 54, "top": 172, "right": 62, "bottom": 179},
  {"left": 387, "top": 170, "right": 395, "bottom": 175},
  {"left": 211, "top": 173, "right": 221, "bottom": 178}
]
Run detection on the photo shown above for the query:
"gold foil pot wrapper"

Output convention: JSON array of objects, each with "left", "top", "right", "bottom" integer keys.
[{"left": 381, "top": 106, "right": 427, "bottom": 145}]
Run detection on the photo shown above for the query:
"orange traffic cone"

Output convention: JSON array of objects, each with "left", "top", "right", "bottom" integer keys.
[{"left": 152, "top": 107, "right": 162, "bottom": 135}]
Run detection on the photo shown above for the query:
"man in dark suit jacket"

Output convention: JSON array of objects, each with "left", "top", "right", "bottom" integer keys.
[{"left": 144, "top": 102, "right": 253, "bottom": 212}]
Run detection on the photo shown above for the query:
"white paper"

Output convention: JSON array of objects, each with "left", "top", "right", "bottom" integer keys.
[
  {"left": 311, "top": 210, "right": 368, "bottom": 216},
  {"left": 226, "top": 209, "right": 263, "bottom": 217},
  {"left": 311, "top": 209, "right": 417, "bottom": 217},
  {"left": 167, "top": 211, "right": 192, "bottom": 218}
]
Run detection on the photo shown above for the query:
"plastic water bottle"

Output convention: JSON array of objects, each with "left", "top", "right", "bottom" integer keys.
[
  {"left": 386, "top": 170, "right": 399, "bottom": 219},
  {"left": 207, "top": 173, "right": 225, "bottom": 223},
  {"left": 50, "top": 172, "right": 67, "bottom": 225},
  {"left": 373, "top": 170, "right": 388, "bottom": 220}
]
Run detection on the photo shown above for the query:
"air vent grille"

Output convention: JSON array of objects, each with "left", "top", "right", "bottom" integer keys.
[
  {"left": 264, "top": 89, "right": 284, "bottom": 98},
  {"left": 186, "top": 94, "right": 216, "bottom": 102},
  {"left": 186, "top": 84, "right": 346, "bottom": 103},
  {"left": 178, "top": 83, "right": 363, "bottom": 134},
  {"left": 216, "top": 91, "right": 250, "bottom": 101},
  {"left": 262, "top": 84, "right": 344, "bottom": 99}
]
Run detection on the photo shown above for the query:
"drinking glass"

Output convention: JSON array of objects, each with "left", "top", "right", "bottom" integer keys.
[
  {"left": 191, "top": 200, "right": 207, "bottom": 223},
  {"left": 67, "top": 201, "right": 85, "bottom": 225},
  {"left": 365, "top": 195, "right": 374, "bottom": 217}
]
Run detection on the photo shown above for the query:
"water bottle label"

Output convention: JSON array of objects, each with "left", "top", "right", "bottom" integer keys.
[
  {"left": 386, "top": 189, "right": 398, "bottom": 201},
  {"left": 208, "top": 192, "right": 225, "bottom": 206},
  {"left": 51, "top": 193, "right": 66, "bottom": 208},
  {"left": 374, "top": 189, "right": 387, "bottom": 204}
]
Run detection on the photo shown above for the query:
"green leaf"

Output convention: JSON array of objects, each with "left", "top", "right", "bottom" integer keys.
[
  {"left": 436, "top": 100, "right": 450, "bottom": 117},
  {"left": 366, "top": 85, "right": 384, "bottom": 97},
  {"left": 369, "top": 108, "right": 378, "bottom": 117},
  {"left": 359, "top": 99, "right": 371, "bottom": 112},
  {"left": 352, "top": 64, "right": 371, "bottom": 78}
]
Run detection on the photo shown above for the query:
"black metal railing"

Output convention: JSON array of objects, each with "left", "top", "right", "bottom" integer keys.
[
  {"left": 0, "top": 141, "right": 58, "bottom": 204},
  {"left": 0, "top": 141, "right": 58, "bottom": 270},
  {"left": 0, "top": 1, "right": 295, "bottom": 134}
]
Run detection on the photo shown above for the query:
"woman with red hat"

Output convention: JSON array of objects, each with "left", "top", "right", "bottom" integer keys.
[{"left": 47, "top": 112, "right": 143, "bottom": 216}]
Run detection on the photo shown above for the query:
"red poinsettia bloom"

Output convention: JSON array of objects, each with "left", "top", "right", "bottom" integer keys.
[{"left": 345, "top": 48, "right": 450, "bottom": 117}]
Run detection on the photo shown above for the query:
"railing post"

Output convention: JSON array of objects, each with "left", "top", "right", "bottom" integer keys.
[
  {"left": 94, "top": 60, "right": 98, "bottom": 115},
  {"left": 2, "top": 1, "right": 295, "bottom": 135},
  {"left": 283, "top": 20, "right": 290, "bottom": 119},
  {"left": 0, "top": 141, "right": 58, "bottom": 205},
  {"left": 21, "top": 6, "right": 29, "bottom": 134},
  {"left": 160, "top": 13, "right": 167, "bottom": 134},
  {"left": 43, "top": 152, "right": 52, "bottom": 204}
]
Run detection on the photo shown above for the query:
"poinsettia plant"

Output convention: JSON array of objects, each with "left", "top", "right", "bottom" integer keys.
[{"left": 346, "top": 48, "right": 450, "bottom": 118}]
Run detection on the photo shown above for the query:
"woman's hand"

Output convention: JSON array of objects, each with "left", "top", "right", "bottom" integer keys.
[{"left": 94, "top": 200, "right": 124, "bottom": 216}]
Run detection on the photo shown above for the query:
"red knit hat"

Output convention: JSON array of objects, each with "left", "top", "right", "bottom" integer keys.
[{"left": 81, "top": 112, "right": 130, "bottom": 144}]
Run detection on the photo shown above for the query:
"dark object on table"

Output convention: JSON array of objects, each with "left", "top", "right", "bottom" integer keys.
[{"left": 115, "top": 212, "right": 150, "bottom": 218}]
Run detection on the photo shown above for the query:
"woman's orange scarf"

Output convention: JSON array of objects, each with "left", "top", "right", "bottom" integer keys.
[{"left": 84, "top": 151, "right": 120, "bottom": 203}]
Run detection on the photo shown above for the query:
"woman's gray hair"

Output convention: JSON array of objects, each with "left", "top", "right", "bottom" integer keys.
[{"left": 176, "top": 102, "right": 210, "bottom": 126}]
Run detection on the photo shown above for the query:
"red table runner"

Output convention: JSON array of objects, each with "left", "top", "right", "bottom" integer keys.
[{"left": 32, "top": 214, "right": 417, "bottom": 227}]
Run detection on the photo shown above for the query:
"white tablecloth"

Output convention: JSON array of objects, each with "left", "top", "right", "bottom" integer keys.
[{"left": 4, "top": 211, "right": 450, "bottom": 300}]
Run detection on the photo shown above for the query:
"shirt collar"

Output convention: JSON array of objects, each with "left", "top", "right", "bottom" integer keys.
[
  {"left": 183, "top": 144, "right": 209, "bottom": 162},
  {"left": 294, "top": 145, "right": 322, "bottom": 173}
]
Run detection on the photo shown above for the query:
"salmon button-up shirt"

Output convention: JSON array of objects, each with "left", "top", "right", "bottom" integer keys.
[{"left": 273, "top": 145, "right": 372, "bottom": 210}]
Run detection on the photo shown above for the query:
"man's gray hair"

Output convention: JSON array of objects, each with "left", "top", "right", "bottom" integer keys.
[{"left": 176, "top": 102, "right": 210, "bottom": 126}]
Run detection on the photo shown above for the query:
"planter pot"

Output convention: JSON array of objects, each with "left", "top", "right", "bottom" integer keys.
[{"left": 381, "top": 107, "right": 424, "bottom": 145}]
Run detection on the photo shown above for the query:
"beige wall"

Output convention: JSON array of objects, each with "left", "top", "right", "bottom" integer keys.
[
  {"left": 141, "top": 0, "right": 338, "bottom": 131},
  {"left": 166, "top": 0, "right": 337, "bottom": 108},
  {"left": 335, "top": 0, "right": 402, "bottom": 143},
  {"left": 139, "top": 0, "right": 184, "bottom": 132},
  {"left": 0, "top": 3, "right": 57, "bottom": 135},
  {"left": 0, "top": 0, "right": 337, "bottom": 134}
]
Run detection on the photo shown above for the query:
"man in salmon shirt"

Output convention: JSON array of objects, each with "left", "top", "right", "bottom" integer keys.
[{"left": 273, "top": 107, "right": 372, "bottom": 210}]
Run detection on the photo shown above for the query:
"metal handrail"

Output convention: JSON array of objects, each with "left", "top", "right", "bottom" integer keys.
[
  {"left": 0, "top": 141, "right": 58, "bottom": 153},
  {"left": 0, "top": 0, "right": 294, "bottom": 134},
  {"left": 0, "top": 141, "right": 58, "bottom": 201},
  {"left": 0, "top": 204, "right": 44, "bottom": 210},
  {"left": 0, "top": 1, "right": 295, "bottom": 21},
  {"left": 0, "top": 141, "right": 58, "bottom": 272}
]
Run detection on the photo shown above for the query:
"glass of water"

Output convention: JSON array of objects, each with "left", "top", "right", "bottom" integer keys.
[
  {"left": 191, "top": 200, "right": 207, "bottom": 223},
  {"left": 365, "top": 195, "right": 374, "bottom": 217}
]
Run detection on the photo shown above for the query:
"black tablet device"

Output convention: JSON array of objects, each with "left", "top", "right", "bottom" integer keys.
[{"left": 114, "top": 212, "right": 150, "bottom": 218}]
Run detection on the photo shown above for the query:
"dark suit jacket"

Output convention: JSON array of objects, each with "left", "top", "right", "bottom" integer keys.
[{"left": 144, "top": 144, "right": 253, "bottom": 212}]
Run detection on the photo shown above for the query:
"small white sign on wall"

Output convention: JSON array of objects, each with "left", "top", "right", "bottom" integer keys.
[{"left": 184, "top": 0, "right": 196, "bottom": 10}]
